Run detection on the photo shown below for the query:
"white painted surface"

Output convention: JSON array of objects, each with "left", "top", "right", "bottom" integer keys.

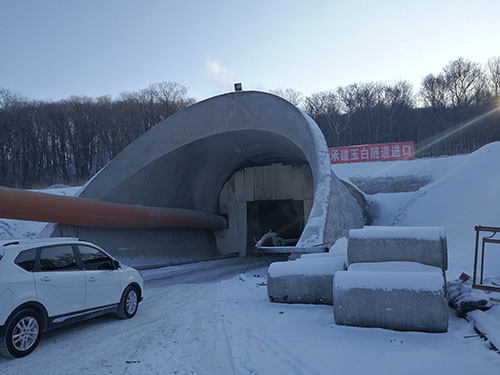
[{"left": 34, "top": 270, "right": 86, "bottom": 317}]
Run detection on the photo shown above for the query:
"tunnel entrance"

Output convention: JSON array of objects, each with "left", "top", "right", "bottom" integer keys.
[
  {"left": 58, "top": 91, "right": 364, "bottom": 268},
  {"left": 216, "top": 163, "right": 314, "bottom": 256},
  {"left": 246, "top": 199, "right": 304, "bottom": 252}
]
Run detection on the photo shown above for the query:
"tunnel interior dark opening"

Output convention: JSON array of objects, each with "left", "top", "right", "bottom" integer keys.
[{"left": 246, "top": 199, "right": 305, "bottom": 254}]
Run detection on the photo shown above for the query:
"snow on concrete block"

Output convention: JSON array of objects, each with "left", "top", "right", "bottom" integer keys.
[
  {"left": 348, "top": 261, "right": 442, "bottom": 274},
  {"left": 347, "top": 226, "right": 448, "bottom": 270},
  {"left": 267, "top": 258, "right": 346, "bottom": 305},
  {"left": 333, "top": 270, "right": 448, "bottom": 332},
  {"left": 300, "top": 251, "right": 346, "bottom": 260},
  {"left": 329, "top": 236, "right": 348, "bottom": 252}
]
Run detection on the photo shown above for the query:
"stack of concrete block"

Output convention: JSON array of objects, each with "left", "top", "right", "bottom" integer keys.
[
  {"left": 267, "top": 252, "right": 346, "bottom": 305},
  {"left": 347, "top": 226, "right": 448, "bottom": 270},
  {"left": 333, "top": 226, "right": 449, "bottom": 333}
]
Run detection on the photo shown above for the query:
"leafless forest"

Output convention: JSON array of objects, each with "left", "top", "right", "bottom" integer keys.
[{"left": 1, "top": 57, "right": 499, "bottom": 188}]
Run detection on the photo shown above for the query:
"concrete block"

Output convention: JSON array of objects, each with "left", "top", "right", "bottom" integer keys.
[
  {"left": 348, "top": 261, "right": 442, "bottom": 274},
  {"left": 219, "top": 183, "right": 229, "bottom": 213},
  {"left": 301, "top": 252, "right": 346, "bottom": 260},
  {"left": 235, "top": 202, "right": 246, "bottom": 234},
  {"left": 291, "top": 166, "right": 308, "bottom": 200},
  {"left": 333, "top": 270, "right": 448, "bottom": 332},
  {"left": 243, "top": 167, "right": 255, "bottom": 201},
  {"left": 348, "top": 226, "right": 448, "bottom": 270},
  {"left": 227, "top": 175, "right": 236, "bottom": 202},
  {"left": 254, "top": 166, "right": 265, "bottom": 200},
  {"left": 263, "top": 166, "right": 274, "bottom": 200},
  {"left": 234, "top": 170, "right": 245, "bottom": 202},
  {"left": 267, "top": 258, "right": 346, "bottom": 305},
  {"left": 303, "top": 199, "right": 313, "bottom": 221},
  {"left": 277, "top": 164, "right": 293, "bottom": 199}
]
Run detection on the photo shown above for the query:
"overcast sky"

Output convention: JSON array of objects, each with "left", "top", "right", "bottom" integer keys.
[{"left": 1, "top": 0, "right": 499, "bottom": 102}]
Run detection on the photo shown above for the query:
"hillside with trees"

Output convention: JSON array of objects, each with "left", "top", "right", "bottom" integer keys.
[{"left": 1, "top": 57, "right": 499, "bottom": 188}]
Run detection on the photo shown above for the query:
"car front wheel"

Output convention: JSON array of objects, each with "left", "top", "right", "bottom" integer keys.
[
  {"left": 0, "top": 309, "right": 43, "bottom": 358},
  {"left": 116, "top": 285, "right": 139, "bottom": 319}
]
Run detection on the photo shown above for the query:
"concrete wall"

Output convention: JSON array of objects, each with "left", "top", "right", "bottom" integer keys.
[
  {"left": 333, "top": 270, "right": 449, "bottom": 332},
  {"left": 50, "top": 91, "right": 363, "bottom": 267},
  {"left": 267, "top": 255, "right": 346, "bottom": 305},
  {"left": 347, "top": 226, "right": 448, "bottom": 270},
  {"left": 219, "top": 164, "right": 314, "bottom": 203},
  {"left": 216, "top": 163, "right": 314, "bottom": 256}
]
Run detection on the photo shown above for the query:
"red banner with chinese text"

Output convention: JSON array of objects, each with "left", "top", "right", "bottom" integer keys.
[{"left": 329, "top": 141, "right": 415, "bottom": 164}]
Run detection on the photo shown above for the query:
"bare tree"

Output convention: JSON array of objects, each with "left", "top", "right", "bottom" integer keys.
[
  {"left": 420, "top": 74, "right": 448, "bottom": 108},
  {"left": 154, "top": 81, "right": 196, "bottom": 114},
  {"left": 269, "top": 88, "right": 304, "bottom": 106},
  {"left": 421, "top": 59, "right": 490, "bottom": 109},
  {"left": 443, "top": 58, "right": 489, "bottom": 108},
  {"left": 305, "top": 91, "right": 350, "bottom": 146},
  {"left": 120, "top": 81, "right": 195, "bottom": 131},
  {"left": 0, "top": 88, "right": 25, "bottom": 109},
  {"left": 1, "top": 64, "right": 499, "bottom": 189},
  {"left": 337, "top": 82, "right": 385, "bottom": 143},
  {"left": 337, "top": 82, "right": 384, "bottom": 112},
  {"left": 487, "top": 56, "right": 500, "bottom": 97},
  {"left": 383, "top": 81, "right": 415, "bottom": 141}
]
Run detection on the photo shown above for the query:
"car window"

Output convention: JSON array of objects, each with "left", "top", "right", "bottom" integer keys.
[
  {"left": 77, "top": 245, "right": 114, "bottom": 271},
  {"left": 14, "top": 248, "right": 37, "bottom": 272},
  {"left": 39, "top": 245, "right": 78, "bottom": 271}
]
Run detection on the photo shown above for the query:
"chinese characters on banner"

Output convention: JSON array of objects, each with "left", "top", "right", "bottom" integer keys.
[{"left": 329, "top": 141, "right": 415, "bottom": 164}]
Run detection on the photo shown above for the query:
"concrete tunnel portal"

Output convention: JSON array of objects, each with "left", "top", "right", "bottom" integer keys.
[{"left": 50, "top": 91, "right": 364, "bottom": 268}]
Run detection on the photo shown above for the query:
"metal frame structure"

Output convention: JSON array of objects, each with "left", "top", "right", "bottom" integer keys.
[{"left": 472, "top": 225, "right": 500, "bottom": 292}]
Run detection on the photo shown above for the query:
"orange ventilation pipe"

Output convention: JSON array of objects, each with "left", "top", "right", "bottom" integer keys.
[{"left": 0, "top": 186, "right": 227, "bottom": 231}]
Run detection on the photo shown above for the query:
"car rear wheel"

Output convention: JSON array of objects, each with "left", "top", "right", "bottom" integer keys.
[
  {"left": 0, "top": 309, "right": 43, "bottom": 358},
  {"left": 116, "top": 285, "right": 139, "bottom": 319}
]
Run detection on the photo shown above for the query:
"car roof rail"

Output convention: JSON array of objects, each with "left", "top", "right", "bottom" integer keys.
[{"left": 2, "top": 241, "right": 20, "bottom": 247}]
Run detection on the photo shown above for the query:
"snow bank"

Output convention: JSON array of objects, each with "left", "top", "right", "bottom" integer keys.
[
  {"left": 392, "top": 142, "right": 500, "bottom": 277},
  {"left": 332, "top": 154, "right": 467, "bottom": 182},
  {"left": 336, "top": 142, "right": 500, "bottom": 278}
]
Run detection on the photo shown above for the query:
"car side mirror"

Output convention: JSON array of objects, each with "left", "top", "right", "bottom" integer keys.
[{"left": 113, "top": 260, "right": 121, "bottom": 270}]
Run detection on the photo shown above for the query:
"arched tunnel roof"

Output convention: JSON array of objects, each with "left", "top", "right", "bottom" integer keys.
[{"left": 52, "top": 91, "right": 363, "bottom": 265}]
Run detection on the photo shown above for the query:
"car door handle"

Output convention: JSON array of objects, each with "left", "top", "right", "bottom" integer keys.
[
  {"left": 88, "top": 276, "right": 97, "bottom": 282},
  {"left": 40, "top": 276, "right": 51, "bottom": 282}
]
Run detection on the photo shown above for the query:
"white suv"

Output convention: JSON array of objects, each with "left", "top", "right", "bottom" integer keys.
[{"left": 0, "top": 237, "right": 144, "bottom": 358}]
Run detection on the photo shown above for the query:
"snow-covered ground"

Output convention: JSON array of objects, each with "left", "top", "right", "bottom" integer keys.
[
  {"left": 1, "top": 258, "right": 499, "bottom": 375},
  {"left": 1, "top": 144, "right": 500, "bottom": 373},
  {"left": 334, "top": 142, "right": 500, "bottom": 279}
]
